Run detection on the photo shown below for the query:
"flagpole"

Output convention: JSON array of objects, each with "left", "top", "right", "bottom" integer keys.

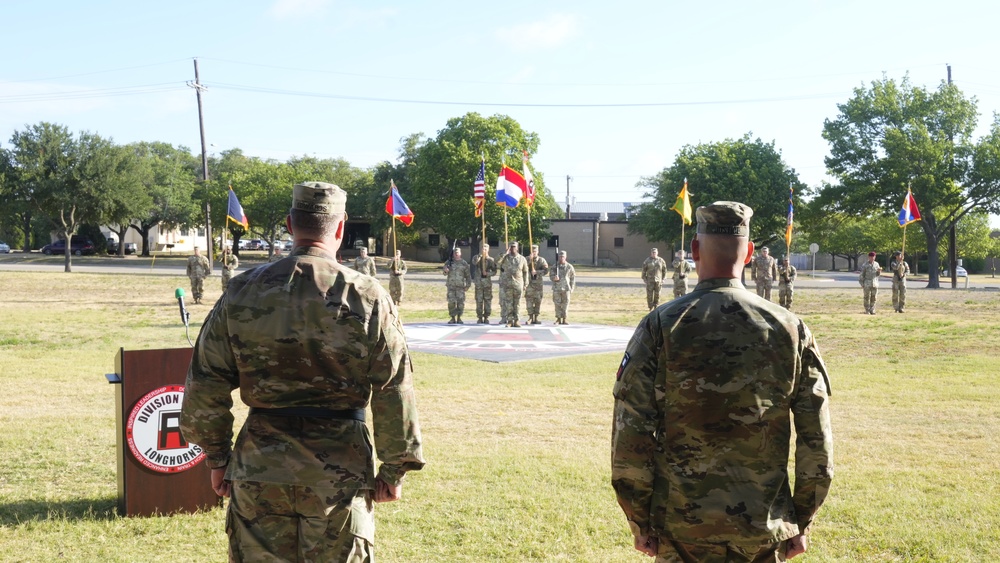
[
  {"left": 680, "top": 220, "right": 685, "bottom": 259},
  {"left": 527, "top": 207, "right": 535, "bottom": 275},
  {"left": 480, "top": 204, "right": 487, "bottom": 276},
  {"left": 504, "top": 207, "right": 509, "bottom": 249}
]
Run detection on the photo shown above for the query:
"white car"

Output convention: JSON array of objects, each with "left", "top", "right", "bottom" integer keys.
[
  {"left": 941, "top": 266, "right": 968, "bottom": 277},
  {"left": 0, "top": 240, "right": 10, "bottom": 253}
]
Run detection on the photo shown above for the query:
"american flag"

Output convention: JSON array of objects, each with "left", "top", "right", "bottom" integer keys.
[{"left": 474, "top": 157, "right": 486, "bottom": 217}]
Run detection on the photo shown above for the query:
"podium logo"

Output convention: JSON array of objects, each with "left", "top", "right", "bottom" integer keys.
[{"left": 126, "top": 385, "right": 205, "bottom": 474}]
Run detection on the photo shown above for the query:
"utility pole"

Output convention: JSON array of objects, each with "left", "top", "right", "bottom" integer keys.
[
  {"left": 188, "top": 58, "right": 213, "bottom": 270},
  {"left": 565, "top": 175, "right": 572, "bottom": 219},
  {"left": 947, "top": 63, "right": 956, "bottom": 288}
]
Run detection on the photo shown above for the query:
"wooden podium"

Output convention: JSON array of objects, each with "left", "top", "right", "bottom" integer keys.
[{"left": 107, "top": 348, "right": 221, "bottom": 517}]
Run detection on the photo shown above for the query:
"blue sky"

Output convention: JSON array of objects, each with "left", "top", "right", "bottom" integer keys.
[{"left": 3, "top": 0, "right": 999, "bottom": 214}]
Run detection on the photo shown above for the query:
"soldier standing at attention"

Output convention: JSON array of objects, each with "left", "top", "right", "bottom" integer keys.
[
  {"left": 186, "top": 246, "right": 211, "bottom": 304},
  {"left": 640, "top": 248, "right": 668, "bottom": 311},
  {"left": 890, "top": 250, "right": 909, "bottom": 313},
  {"left": 220, "top": 247, "right": 239, "bottom": 291},
  {"left": 269, "top": 245, "right": 283, "bottom": 263},
  {"left": 497, "top": 241, "right": 529, "bottom": 327},
  {"left": 751, "top": 245, "right": 778, "bottom": 300},
  {"left": 778, "top": 256, "right": 797, "bottom": 310},
  {"left": 671, "top": 250, "right": 693, "bottom": 298},
  {"left": 180, "top": 181, "right": 425, "bottom": 562},
  {"left": 612, "top": 201, "right": 833, "bottom": 562},
  {"left": 354, "top": 246, "right": 377, "bottom": 277},
  {"left": 472, "top": 243, "right": 497, "bottom": 324},
  {"left": 549, "top": 250, "right": 576, "bottom": 324},
  {"left": 859, "top": 251, "right": 882, "bottom": 315},
  {"left": 443, "top": 247, "right": 472, "bottom": 324},
  {"left": 525, "top": 244, "right": 550, "bottom": 324},
  {"left": 389, "top": 249, "right": 407, "bottom": 306}
]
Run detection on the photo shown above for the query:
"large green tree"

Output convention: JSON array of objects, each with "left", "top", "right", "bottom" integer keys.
[
  {"left": 130, "top": 142, "right": 200, "bottom": 257},
  {"left": 822, "top": 75, "right": 1000, "bottom": 287}
]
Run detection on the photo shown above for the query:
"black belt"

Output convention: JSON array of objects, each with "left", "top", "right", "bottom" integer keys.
[{"left": 249, "top": 406, "right": 365, "bottom": 422}]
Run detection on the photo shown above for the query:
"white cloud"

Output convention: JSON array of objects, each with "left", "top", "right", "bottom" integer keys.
[
  {"left": 495, "top": 13, "right": 580, "bottom": 52},
  {"left": 268, "top": 0, "right": 332, "bottom": 19}
]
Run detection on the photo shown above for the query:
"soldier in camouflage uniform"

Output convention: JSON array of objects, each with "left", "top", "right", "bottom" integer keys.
[
  {"left": 889, "top": 250, "right": 909, "bottom": 313},
  {"left": 180, "top": 182, "right": 425, "bottom": 563},
  {"left": 220, "top": 247, "right": 239, "bottom": 291},
  {"left": 186, "top": 246, "right": 211, "bottom": 304},
  {"left": 443, "top": 248, "right": 472, "bottom": 324},
  {"left": 549, "top": 250, "right": 575, "bottom": 324},
  {"left": 525, "top": 244, "right": 549, "bottom": 324},
  {"left": 612, "top": 201, "right": 832, "bottom": 562},
  {"left": 269, "top": 245, "right": 283, "bottom": 263},
  {"left": 751, "top": 245, "right": 778, "bottom": 301},
  {"left": 353, "top": 246, "right": 377, "bottom": 277},
  {"left": 778, "top": 257, "right": 797, "bottom": 311},
  {"left": 641, "top": 248, "right": 668, "bottom": 311},
  {"left": 472, "top": 244, "right": 497, "bottom": 324},
  {"left": 671, "top": 250, "right": 692, "bottom": 298},
  {"left": 859, "top": 251, "right": 882, "bottom": 315},
  {"left": 388, "top": 249, "right": 407, "bottom": 306},
  {"left": 497, "top": 241, "right": 529, "bottom": 327}
]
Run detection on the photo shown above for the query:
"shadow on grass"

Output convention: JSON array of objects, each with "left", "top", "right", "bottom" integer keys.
[{"left": 0, "top": 496, "right": 118, "bottom": 525}]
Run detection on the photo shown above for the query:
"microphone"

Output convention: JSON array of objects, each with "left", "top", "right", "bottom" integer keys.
[{"left": 175, "top": 288, "right": 190, "bottom": 327}]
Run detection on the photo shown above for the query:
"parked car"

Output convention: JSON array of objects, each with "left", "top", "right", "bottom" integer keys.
[
  {"left": 41, "top": 239, "right": 96, "bottom": 256},
  {"left": 245, "top": 239, "right": 269, "bottom": 251},
  {"left": 282, "top": 240, "right": 293, "bottom": 251},
  {"left": 0, "top": 240, "right": 10, "bottom": 254},
  {"left": 942, "top": 266, "right": 968, "bottom": 277},
  {"left": 107, "top": 239, "right": 137, "bottom": 255}
]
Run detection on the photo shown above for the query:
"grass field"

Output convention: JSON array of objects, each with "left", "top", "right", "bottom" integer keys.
[{"left": 1, "top": 266, "right": 999, "bottom": 562}]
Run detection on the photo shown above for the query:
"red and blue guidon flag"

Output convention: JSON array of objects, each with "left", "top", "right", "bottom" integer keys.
[
  {"left": 898, "top": 189, "right": 922, "bottom": 227},
  {"left": 227, "top": 186, "right": 249, "bottom": 229},
  {"left": 385, "top": 180, "right": 414, "bottom": 226}
]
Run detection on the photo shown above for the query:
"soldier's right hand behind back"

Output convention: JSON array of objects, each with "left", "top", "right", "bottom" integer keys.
[{"left": 374, "top": 476, "right": 401, "bottom": 503}]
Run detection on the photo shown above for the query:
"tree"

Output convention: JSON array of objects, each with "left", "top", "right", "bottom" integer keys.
[
  {"left": 629, "top": 134, "right": 805, "bottom": 254},
  {"left": 230, "top": 158, "right": 297, "bottom": 258},
  {"left": 822, "top": 75, "right": 1000, "bottom": 287}
]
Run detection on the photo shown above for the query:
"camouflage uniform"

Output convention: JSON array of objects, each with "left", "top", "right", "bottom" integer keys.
[
  {"left": 388, "top": 256, "right": 407, "bottom": 306},
  {"left": 353, "top": 254, "right": 377, "bottom": 277},
  {"left": 777, "top": 262, "right": 797, "bottom": 310},
  {"left": 269, "top": 250, "right": 283, "bottom": 263},
  {"left": 890, "top": 254, "right": 909, "bottom": 313},
  {"left": 525, "top": 253, "right": 549, "bottom": 324},
  {"left": 549, "top": 256, "right": 575, "bottom": 324},
  {"left": 443, "top": 255, "right": 472, "bottom": 323},
  {"left": 221, "top": 252, "right": 239, "bottom": 291},
  {"left": 751, "top": 251, "right": 778, "bottom": 300},
  {"left": 180, "top": 180, "right": 424, "bottom": 563},
  {"left": 671, "top": 258, "right": 693, "bottom": 298},
  {"left": 472, "top": 252, "right": 498, "bottom": 324},
  {"left": 498, "top": 249, "right": 529, "bottom": 326},
  {"left": 641, "top": 254, "right": 669, "bottom": 310},
  {"left": 859, "top": 258, "right": 882, "bottom": 314},
  {"left": 186, "top": 251, "right": 211, "bottom": 304},
  {"left": 613, "top": 202, "right": 832, "bottom": 560}
]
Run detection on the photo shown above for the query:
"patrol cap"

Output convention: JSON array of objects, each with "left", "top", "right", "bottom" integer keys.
[
  {"left": 761, "top": 246, "right": 770, "bottom": 252},
  {"left": 292, "top": 181, "right": 346, "bottom": 215},
  {"left": 530, "top": 244, "right": 539, "bottom": 251},
  {"left": 892, "top": 250, "right": 901, "bottom": 256},
  {"left": 695, "top": 201, "right": 753, "bottom": 236},
  {"left": 509, "top": 241, "right": 519, "bottom": 248},
  {"left": 558, "top": 250, "right": 567, "bottom": 257}
]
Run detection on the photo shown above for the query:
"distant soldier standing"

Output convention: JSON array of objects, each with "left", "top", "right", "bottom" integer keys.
[
  {"left": 751, "top": 246, "right": 778, "bottom": 300},
  {"left": 269, "top": 245, "right": 283, "bottom": 263},
  {"left": 389, "top": 249, "right": 407, "bottom": 306},
  {"left": 472, "top": 244, "right": 498, "bottom": 324},
  {"left": 640, "top": 248, "right": 668, "bottom": 311},
  {"left": 443, "top": 248, "right": 471, "bottom": 324},
  {"left": 778, "top": 256, "right": 797, "bottom": 310},
  {"left": 525, "top": 244, "right": 550, "bottom": 324},
  {"left": 354, "top": 246, "right": 377, "bottom": 277},
  {"left": 549, "top": 251, "right": 576, "bottom": 325},
  {"left": 186, "top": 246, "right": 211, "bottom": 304},
  {"left": 890, "top": 250, "right": 909, "bottom": 313},
  {"left": 671, "top": 250, "right": 693, "bottom": 298},
  {"left": 497, "top": 241, "right": 529, "bottom": 327},
  {"left": 859, "top": 251, "right": 882, "bottom": 315},
  {"left": 221, "top": 247, "right": 239, "bottom": 291}
]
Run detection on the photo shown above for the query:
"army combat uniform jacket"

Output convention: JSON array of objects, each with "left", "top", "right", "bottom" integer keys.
[
  {"left": 181, "top": 246, "right": 425, "bottom": 490},
  {"left": 354, "top": 256, "right": 377, "bottom": 277},
  {"left": 612, "top": 278, "right": 833, "bottom": 547}
]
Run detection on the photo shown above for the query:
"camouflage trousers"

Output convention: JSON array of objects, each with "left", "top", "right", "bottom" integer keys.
[
  {"left": 552, "top": 289, "right": 570, "bottom": 319},
  {"left": 389, "top": 276, "right": 404, "bottom": 305},
  {"left": 755, "top": 278, "right": 773, "bottom": 300},
  {"left": 655, "top": 538, "right": 788, "bottom": 563},
  {"left": 475, "top": 280, "right": 493, "bottom": 319},
  {"left": 189, "top": 275, "right": 206, "bottom": 301},
  {"left": 221, "top": 269, "right": 234, "bottom": 291},
  {"left": 645, "top": 281, "right": 662, "bottom": 310},
  {"left": 503, "top": 284, "right": 524, "bottom": 323},
  {"left": 892, "top": 279, "right": 906, "bottom": 312},
  {"left": 778, "top": 283, "right": 794, "bottom": 310},
  {"left": 228, "top": 481, "right": 374, "bottom": 563},
  {"left": 863, "top": 284, "right": 879, "bottom": 313},
  {"left": 498, "top": 283, "right": 509, "bottom": 323},
  {"left": 672, "top": 279, "right": 688, "bottom": 298},
  {"left": 447, "top": 286, "right": 468, "bottom": 318},
  {"left": 525, "top": 281, "right": 544, "bottom": 316}
]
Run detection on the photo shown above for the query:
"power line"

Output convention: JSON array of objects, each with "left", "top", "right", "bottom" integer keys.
[
  {"left": 0, "top": 58, "right": 191, "bottom": 85},
  {"left": 0, "top": 82, "right": 188, "bottom": 104}
]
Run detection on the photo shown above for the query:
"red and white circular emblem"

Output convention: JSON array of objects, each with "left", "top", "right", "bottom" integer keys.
[{"left": 126, "top": 385, "right": 205, "bottom": 473}]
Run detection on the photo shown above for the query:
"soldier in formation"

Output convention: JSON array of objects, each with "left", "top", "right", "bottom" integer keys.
[
  {"left": 751, "top": 245, "right": 778, "bottom": 300},
  {"left": 443, "top": 247, "right": 472, "bottom": 324},
  {"left": 269, "top": 245, "right": 283, "bottom": 263},
  {"left": 388, "top": 249, "right": 407, "bottom": 306},
  {"left": 859, "top": 251, "right": 882, "bottom": 314},
  {"left": 671, "top": 250, "right": 693, "bottom": 298},
  {"left": 612, "top": 201, "right": 833, "bottom": 562},
  {"left": 778, "top": 256, "right": 797, "bottom": 310},
  {"left": 890, "top": 250, "right": 909, "bottom": 313},
  {"left": 471, "top": 243, "right": 497, "bottom": 324},
  {"left": 220, "top": 247, "right": 239, "bottom": 291},
  {"left": 497, "top": 241, "right": 529, "bottom": 327},
  {"left": 186, "top": 246, "right": 211, "bottom": 304},
  {"left": 353, "top": 246, "right": 376, "bottom": 277},
  {"left": 640, "top": 248, "right": 668, "bottom": 311},
  {"left": 180, "top": 181, "right": 425, "bottom": 562},
  {"left": 525, "top": 244, "right": 549, "bottom": 324},
  {"left": 549, "top": 250, "right": 576, "bottom": 324}
]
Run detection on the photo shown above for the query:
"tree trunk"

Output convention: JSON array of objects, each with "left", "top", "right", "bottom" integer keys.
[
  {"left": 62, "top": 231, "right": 73, "bottom": 273},
  {"left": 20, "top": 210, "right": 32, "bottom": 253},
  {"left": 828, "top": 253, "right": 837, "bottom": 271},
  {"left": 925, "top": 232, "right": 941, "bottom": 288},
  {"left": 137, "top": 223, "right": 153, "bottom": 256}
]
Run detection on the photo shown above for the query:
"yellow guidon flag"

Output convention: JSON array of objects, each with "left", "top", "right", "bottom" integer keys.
[{"left": 670, "top": 178, "right": 693, "bottom": 225}]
